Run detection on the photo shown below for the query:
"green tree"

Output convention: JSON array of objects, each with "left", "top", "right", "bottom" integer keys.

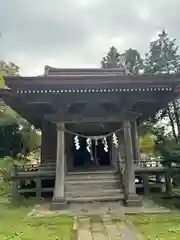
[
  {"left": 144, "top": 30, "right": 180, "bottom": 141},
  {"left": 101, "top": 46, "right": 142, "bottom": 75},
  {"left": 0, "top": 61, "right": 20, "bottom": 125},
  {"left": 123, "top": 48, "right": 143, "bottom": 75},
  {"left": 139, "top": 133, "right": 156, "bottom": 155},
  {"left": 101, "top": 46, "right": 122, "bottom": 68},
  {"left": 144, "top": 30, "right": 180, "bottom": 75},
  {"left": 0, "top": 60, "right": 19, "bottom": 76},
  {"left": 0, "top": 61, "right": 40, "bottom": 158}
]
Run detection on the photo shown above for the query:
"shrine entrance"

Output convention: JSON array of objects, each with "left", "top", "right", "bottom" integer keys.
[{"left": 72, "top": 135, "right": 111, "bottom": 169}]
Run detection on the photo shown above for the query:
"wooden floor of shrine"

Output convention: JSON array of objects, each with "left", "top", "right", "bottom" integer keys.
[{"left": 10, "top": 160, "right": 179, "bottom": 203}]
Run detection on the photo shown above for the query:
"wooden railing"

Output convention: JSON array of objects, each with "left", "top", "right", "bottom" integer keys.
[
  {"left": 10, "top": 160, "right": 179, "bottom": 200},
  {"left": 119, "top": 159, "right": 162, "bottom": 168},
  {"left": 11, "top": 162, "right": 56, "bottom": 175},
  {"left": 11, "top": 163, "right": 56, "bottom": 200},
  {"left": 118, "top": 158, "right": 180, "bottom": 195}
]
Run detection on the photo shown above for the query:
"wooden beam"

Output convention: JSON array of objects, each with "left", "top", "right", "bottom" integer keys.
[
  {"left": 137, "top": 99, "right": 157, "bottom": 103},
  {"left": 44, "top": 111, "right": 142, "bottom": 123}
]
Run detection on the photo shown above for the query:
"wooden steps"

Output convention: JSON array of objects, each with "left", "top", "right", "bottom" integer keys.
[{"left": 65, "top": 170, "right": 124, "bottom": 203}]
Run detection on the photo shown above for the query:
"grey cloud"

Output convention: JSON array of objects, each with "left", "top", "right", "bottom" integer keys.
[
  {"left": 0, "top": 0, "right": 180, "bottom": 75},
  {"left": 0, "top": 0, "right": 91, "bottom": 53}
]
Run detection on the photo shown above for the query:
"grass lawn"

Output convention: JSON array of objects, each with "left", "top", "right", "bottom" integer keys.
[
  {"left": 128, "top": 212, "right": 180, "bottom": 240},
  {"left": 0, "top": 199, "right": 73, "bottom": 240},
  {"left": 1, "top": 157, "right": 180, "bottom": 239},
  {"left": 0, "top": 157, "right": 73, "bottom": 239},
  {"left": 127, "top": 192, "right": 180, "bottom": 239}
]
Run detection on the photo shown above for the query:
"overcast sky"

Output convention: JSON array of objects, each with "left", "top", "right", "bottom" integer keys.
[{"left": 0, "top": 0, "right": 180, "bottom": 76}]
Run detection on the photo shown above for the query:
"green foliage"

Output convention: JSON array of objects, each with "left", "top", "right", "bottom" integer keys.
[
  {"left": 0, "top": 103, "right": 20, "bottom": 127},
  {"left": 0, "top": 60, "right": 40, "bottom": 157},
  {"left": 0, "top": 157, "right": 26, "bottom": 196},
  {"left": 20, "top": 129, "right": 41, "bottom": 155},
  {"left": 138, "top": 122, "right": 154, "bottom": 136},
  {"left": 156, "top": 139, "right": 180, "bottom": 165},
  {"left": 0, "top": 61, "right": 19, "bottom": 76},
  {"left": 0, "top": 199, "right": 73, "bottom": 239},
  {"left": 4, "top": 232, "right": 29, "bottom": 240},
  {"left": 123, "top": 48, "right": 143, "bottom": 74},
  {"left": 0, "top": 157, "right": 25, "bottom": 179},
  {"left": 128, "top": 213, "right": 180, "bottom": 239},
  {"left": 101, "top": 46, "right": 122, "bottom": 68},
  {"left": 101, "top": 46, "right": 142, "bottom": 75},
  {"left": 144, "top": 30, "right": 180, "bottom": 74},
  {"left": 0, "top": 72, "right": 5, "bottom": 88},
  {"left": 0, "top": 124, "right": 22, "bottom": 157},
  {"left": 142, "top": 30, "right": 180, "bottom": 142},
  {"left": 0, "top": 122, "right": 41, "bottom": 158},
  {"left": 0, "top": 60, "right": 22, "bottom": 127},
  {"left": 139, "top": 133, "right": 156, "bottom": 155},
  {"left": 0, "top": 60, "right": 21, "bottom": 128}
]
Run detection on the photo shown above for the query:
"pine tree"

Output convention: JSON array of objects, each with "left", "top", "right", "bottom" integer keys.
[
  {"left": 144, "top": 30, "right": 180, "bottom": 74},
  {"left": 123, "top": 48, "right": 142, "bottom": 75},
  {"left": 144, "top": 30, "right": 180, "bottom": 141},
  {"left": 101, "top": 46, "right": 122, "bottom": 68}
]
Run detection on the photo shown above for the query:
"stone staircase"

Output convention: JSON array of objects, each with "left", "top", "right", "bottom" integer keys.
[{"left": 65, "top": 170, "right": 124, "bottom": 203}]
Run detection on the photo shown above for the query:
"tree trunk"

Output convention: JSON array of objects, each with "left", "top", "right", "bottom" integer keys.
[
  {"left": 167, "top": 104, "right": 178, "bottom": 142},
  {"left": 172, "top": 100, "right": 180, "bottom": 140}
]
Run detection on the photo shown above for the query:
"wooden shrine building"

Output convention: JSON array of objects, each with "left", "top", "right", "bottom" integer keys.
[{"left": 1, "top": 66, "right": 180, "bottom": 209}]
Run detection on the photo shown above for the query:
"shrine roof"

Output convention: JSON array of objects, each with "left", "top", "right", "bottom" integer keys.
[
  {"left": 44, "top": 65, "right": 126, "bottom": 75},
  {"left": 3, "top": 68, "right": 180, "bottom": 94},
  {"left": 1, "top": 67, "right": 180, "bottom": 128}
]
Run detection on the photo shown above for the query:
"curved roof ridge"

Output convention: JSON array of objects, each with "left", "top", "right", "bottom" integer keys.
[{"left": 44, "top": 65, "right": 126, "bottom": 76}]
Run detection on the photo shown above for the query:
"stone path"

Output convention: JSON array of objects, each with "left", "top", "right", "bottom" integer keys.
[
  {"left": 26, "top": 199, "right": 170, "bottom": 239},
  {"left": 29, "top": 199, "right": 170, "bottom": 218},
  {"left": 73, "top": 214, "right": 142, "bottom": 240}
]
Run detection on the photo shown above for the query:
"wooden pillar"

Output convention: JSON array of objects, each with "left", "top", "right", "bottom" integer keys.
[
  {"left": 165, "top": 168, "right": 172, "bottom": 195},
  {"left": 41, "top": 121, "right": 57, "bottom": 164},
  {"left": 111, "top": 142, "right": 118, "bottom": 170},
  {"left": 51, "top": 122, "right": 66, "bottom": 210},
  {"left": 142, "top": 174, "right": 150, "bottom": 195},
  {"left": 11, "top": 166, "right": 20, "bottom": 200},
  {"left": 131, "top": 120, "right": 140, "bottom": 164},
  {"left": 123, "top": 120, "right": 141, "bottom": 206}
]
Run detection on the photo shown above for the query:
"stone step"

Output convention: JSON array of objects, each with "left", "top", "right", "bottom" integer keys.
[
  {"left": 66, "top": 194, "right": 124, "bottom": 203},
  {"left": 66, "top": 179, "right": 121, "bottom": 186},
  {"left": 65, "top": 174, "right": 119, "bottom": 181},
  {"left": 65, "top": 179, "right": 120, "bottom": 184},
  {"left": 66, "top": 185, "right": 121, "bottom": 193},
  {"left": 66, "top": 181, "right": 121, "bottom": 187},
  {"left": 67, "top": 170, "right": 118, "bottom": 175},
  {"left": 66, "top": 189, "right": 123, "bottom": 197},
  {"left": 66, "top": 183, "right": 121, "bottom": 190},
  {"left": 64, "top": 170, "right": 124, "bottom": 203}
]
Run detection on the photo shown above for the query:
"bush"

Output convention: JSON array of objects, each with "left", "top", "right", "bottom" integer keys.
[{"left": 0, "top": 157, "right": 26, "bottom": 196}]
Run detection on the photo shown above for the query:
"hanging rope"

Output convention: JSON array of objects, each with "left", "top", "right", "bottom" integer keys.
[
  {"left": 63, "top": 127, "right": 123, "bottom": 140},
  {"left": 57, "top": 125, "right": 123, "bottom": 154}
]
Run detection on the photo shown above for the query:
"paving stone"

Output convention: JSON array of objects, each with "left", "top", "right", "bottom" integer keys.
[
  {"left": 91, "top": 215, "right": 102, "bottom": 223},
  {"left": 78, "top": 217, "right": 91, "bottom": 229},
  {"left": 101, "top": 214, "right": 112, "bottom": 223},
  {"left": 0, "top": 197, "right": 10, "bottom": 204},
  {"left": 92, "top": 232, "right": 108, "bottom": 240},
  {"left": 78, "top": 229, "right": 92, "bottom": 240},
  {"left": 120, "top": 226, "right": 139, "bottom": 240},
  {"left": 111, "top": 213, "right": 125, "bottom": 222},
  {"left": 103, "top": 223, "right": 122, "bottom": 239},
  {"left": 77, "top": 215, "right": 141, "bottom": 240},
  {"left": 91, "top": 222, "right": 105, "bottom": 233}
]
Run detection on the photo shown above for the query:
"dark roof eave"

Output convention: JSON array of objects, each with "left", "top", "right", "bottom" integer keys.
[
  {"left": 0, "top": 88, "right": 12, "bottom": 97},
  {"left": 3, "top": 72, "right": 180, "bottom": 89}
]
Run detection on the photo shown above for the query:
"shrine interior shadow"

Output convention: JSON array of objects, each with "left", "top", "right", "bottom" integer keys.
[{"left": 71, "top": 136, "right": 111, "bottom": 169}]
